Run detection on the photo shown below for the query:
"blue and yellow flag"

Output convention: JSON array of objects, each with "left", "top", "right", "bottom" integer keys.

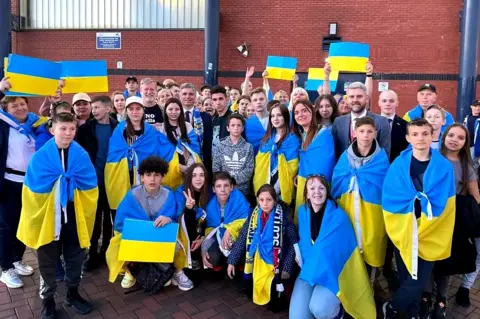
[
  {"left": 383, "top": 149, "right": 456, "bottom": 279},
  {"left": 297, "top": 201, "right": 376, "bottom": 319},
  {"left": 403, "top": 105, "right": 454, "bottom": 132},
  {"left": 60, "top": 60, "right": 109, "bottom": 93},
  {"left": 106, "top": 186, "right": 177, "bottom": 282},
  {"left": 331, "top": 144, "right": 390, "bottom": 267},
  {"left": 0, "top": 109, "right": 47, "bottom": 139},
  {"left": 328, "top": 42, "right": 370, "bottom": 73},
  {"left": 295, "top": 128, "right": 335, "bottom": 219},
  {"left": 305, "top": 68, "right": 339, "bottom": 92},
  {"left": 105, "top": 121, "right": 161, "bottom": 210},
  {"left": 254, "top": 133, "right": 300, "bottom": 205},
  {"left": 205, "top": 188, "right": 250, "bottom": 240},
  {"left": 157, "top": 129, "right": 202, "bottom": 190},
  {"left": 17, "top": 139, "right": 98, "bottom": 250},
  {"left": 245, "top": 115, "right": 267, "bottom": 154},
  {"left": 266, "top": 56, "right": 298, "bottom": 81}
]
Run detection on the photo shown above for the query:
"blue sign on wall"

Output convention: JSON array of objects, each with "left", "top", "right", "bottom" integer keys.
[{"left": 96, "top": 32, "right": 121, "bottom": 50}]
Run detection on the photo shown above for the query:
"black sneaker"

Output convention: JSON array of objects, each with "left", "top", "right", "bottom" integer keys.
[
  {"left": 64, "top": 288, "right": 92, "bottom": 315},
  {"left": 419, "top": 296, "right": 432, "bottom": 319},
  {"left": 382, "top": 302, "right": 399, "bottom": 319},
  {"left": 41, "top": 298, "right": 57, "bottom": 319},
  {"left": 431, "top": 301, "right": 446, "bottom": 319},
  {"left": 83, "top": 251, "right": 100, "bottom": 272},
  {"left": 456, "top": 286, "right": 471, "bottom": 307}
]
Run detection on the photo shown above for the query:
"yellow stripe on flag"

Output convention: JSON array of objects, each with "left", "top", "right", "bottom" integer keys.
[
  {"left": 5, "top": 72, "right": 59, "bottom": 96},
  {"left": 266, "top": 67, "right": 296, "bottom": 81},
  {"left": 62, "top": 76, "right": 109, "bottom": 94},
  {"left": 327, "top": 57, "right": 369, "bottom": 73},
  {"left": 118, "top": 240, "right": 177, "bottom": 263}
]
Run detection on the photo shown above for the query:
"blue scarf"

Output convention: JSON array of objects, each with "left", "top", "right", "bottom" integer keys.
[{"left": 0, "top": 109, "right": 44, "bottom": 140}]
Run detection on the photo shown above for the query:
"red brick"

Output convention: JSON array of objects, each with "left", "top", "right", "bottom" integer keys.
[
  {"left": 191, "top": 308, "right": 219, "bottom": 319},
  {"left": 14, "top": 305, "right": 33, "bottom": 319},
  {"left": 134, "top": 308, "right": 156, "bottom": 319},
  {"left": 0, "top": 293, "right": 10, "bottom": 306},
  {"left": 142, "top": 296, "right": 163, "bottom": 312},
  {"left": 178, "top": 301, "right": 200, "bottom": 315},
  {"left": 0, "top": 309, "right": 14, "bottom": 319},
  {"left": 173, "top": 311, "right": 192, "bottom": 319}
]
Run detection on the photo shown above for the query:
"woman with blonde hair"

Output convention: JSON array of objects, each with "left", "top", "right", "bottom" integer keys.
[{"left": 111, "top": 91, "right": 126, "bottom": 122}]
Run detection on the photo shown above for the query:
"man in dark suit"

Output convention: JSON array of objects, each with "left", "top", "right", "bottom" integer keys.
[
  {"left": 331, "top": 82, "right": 391, "bottom": 159},
  {"left": 379, "top": 90, "right": 409, "bottom": 162}
]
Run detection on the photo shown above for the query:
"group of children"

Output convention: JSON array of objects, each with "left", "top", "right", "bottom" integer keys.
[{"left": 0, "top": 71, "right": 479, "bottom": 319}]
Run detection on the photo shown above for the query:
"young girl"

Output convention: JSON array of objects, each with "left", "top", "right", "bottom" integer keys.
[
  {"left": 290, "top": 175, "right": 375, "bottom": 318},
  {"left": 156, "top": 98, "right": 201, "bottom": 190},
  {"left": 236, "top": 95, "right": 251, "bottom": 117},
  {"left": 292, "top": 99, "right": 335, "bottom": 219},
  {"left": 424, "top": 105, "right": 446, "bottom": 150},
  {"left": 111, "top": 91, "right": 126, "bottom": 122},
  {"left": 254, "top": 104, "right": 300, "bottom": 206},
  {"left": 314, "top": 94, "right": 339, "bottom": 129},
  {"left": 227, "top": 184, "right": 298, "bottom": 313}
]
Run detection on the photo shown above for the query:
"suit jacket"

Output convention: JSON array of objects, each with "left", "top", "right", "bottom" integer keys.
[
  {"left": 331, "top": 111, "right": 391, "bottom": 159},
  {"left": 389, "top": 115, "right": 409, "bottom": 163}
]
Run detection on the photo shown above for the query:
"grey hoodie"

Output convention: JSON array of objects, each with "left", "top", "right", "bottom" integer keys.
[
  {"left": 346, "top": 139, "right": 381, "bottom": 169},
  {"left": 212, "top": 136, "right": 254, "bottom": 196}
]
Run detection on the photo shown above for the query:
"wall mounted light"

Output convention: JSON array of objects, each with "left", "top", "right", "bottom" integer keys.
[
  {"left": 329, "top": 23, "right": 338, "bottom": 37},
  {"left": 236, "top": 42, "right": 250, "bottom": 57},
  {"left": 323, "top": 23, "right": 342, "bottom": 51}
]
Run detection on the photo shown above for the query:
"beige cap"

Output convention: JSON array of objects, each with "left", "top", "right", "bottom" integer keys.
[
  {"left": 125, "top": 96, "right": 143, "bottom": 108},
  {"left": 72, "top": 92, "right": 91, "bottom": 105}
]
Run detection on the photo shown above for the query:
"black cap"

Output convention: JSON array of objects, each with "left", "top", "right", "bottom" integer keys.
[
  {"left": 125, "top": 76, "right": 138, "bottom": 83},
  {"left": 472, "top": 100, "right": 480, "bottom": 106},
  {"left": 417, "top": 83, "right": 436, "bottom": 93},
  {"left": 200, "top": 84, "right": 212, "bottom": 92}
]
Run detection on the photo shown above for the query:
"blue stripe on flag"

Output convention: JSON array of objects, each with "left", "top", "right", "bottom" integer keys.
[
  {"left": 7, "top": 54, "right": 61, "bottom": 80},
  {"left": 122, "top": 219, "right": 178, "bottom": 243},
  {"left": 266, "top": 56, "right": 298, "bottom": 70},
  {"left": 60, "top": 60, "right": 108, "bottom": 77},
  {"left": 329, "top": 42, "right": 370, "bottom": 58}
]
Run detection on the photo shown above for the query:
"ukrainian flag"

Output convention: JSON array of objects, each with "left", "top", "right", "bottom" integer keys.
[
  {"left": 305, "top": 68, "right": 339, "bottom": 92},
  {"left": 6, "top": 54, "right": 61, "bottom": 96},
  {"left": 266, "top": 56, "right": 298, "bottom": 81},
  {"left": 403, "top": 105, "right": 454, "bottom": 132},
  {"left": 332, "top": 144, "right": 390, "bottom": 267},
  {"left": 60, "top": 60, "right": 109, "bottom": 93},
  {"left": 383, "top": 149, "right": 456, "bottom": 279},
  {"left": 17, "top": 139, "right": 98, "bottom": 250},
  {"left": 297, "top": 200, "right": 376, "bottom": 319},
  {"left": 245, "top": 115, "right": 267, "bottom": 154},
  {"left": 328, "top": 42, "right": 370, "bottom": 73}
]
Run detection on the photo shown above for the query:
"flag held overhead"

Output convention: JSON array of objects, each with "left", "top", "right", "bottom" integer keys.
[
  {"left": 305, "top": 68, "right": 339, "bottom": 91},
  {"left": 60, "top": 60, "right": 109, "bottom": 93},
  {"left": 328, "top": 42, "right": 370, "bottom": 73},
  {"left": 266, "top": 56, "right": 298, "bottom": 81}
]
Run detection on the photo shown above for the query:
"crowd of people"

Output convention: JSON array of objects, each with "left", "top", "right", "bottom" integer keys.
[{"left": 0, "top": 61, "right": 479, "bottom": 319}]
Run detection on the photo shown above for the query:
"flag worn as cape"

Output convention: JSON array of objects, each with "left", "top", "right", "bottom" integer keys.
[
  {"left": 403, "top": 105, "right": 454, "bottom": 132},
  {"left": 245, "top": 115, "right": 267, "bottom": 154},
  {"left": 383, "top": 149, "right": 456, "bottom": 279},
  {"left": 17, "top": 139, "right": 98, "bottom": 249},
  {"left": 297, "top": 201, "right": 376, "bottom": 319},
  {"left": 295, "top": 127, "right": 335, "bottom": 221},
  {"left": 205, "top": 188, "right": 250, "bottom": 241},
  {"left": 104, "top": 121, "right": 160, "bottom": 210},
  {"left": 253, "top": 132, "right": 300, "bottom": 205},
  {"left": 157, "top": 129, "right": 202, "bottom": 190},
  {"left": 331, "top": 146, "right": 390, "bottom": 267},
  {"left": 106, "top": 185, "right": 177, "bottom": 282}
]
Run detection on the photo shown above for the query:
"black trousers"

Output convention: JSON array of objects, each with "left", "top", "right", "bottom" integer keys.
[
  {"left": 0, "top": 179, "right": 26, "bottom": 270},
  {"left": 38, "top": 202, "right": 86, "bottom": 299},
  {"left": 90, "top": 184, "right": 114, "bottom": 253}
]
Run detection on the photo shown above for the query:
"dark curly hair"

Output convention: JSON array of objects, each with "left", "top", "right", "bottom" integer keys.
[{"left": 138, "top": 156, "right": 169, "bottom": 176}]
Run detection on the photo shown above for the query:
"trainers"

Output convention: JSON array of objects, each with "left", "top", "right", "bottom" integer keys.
[
  {"left": 383, "top": 302, "right": 399, "bottom": 319},
  {"left": 41, "top": 297, "right": 57, "bottom": 319},
  {"left": 456, "top": 286, "right": 471, "bottom": 307},
  {"left": 121, "top": 272, "right": 136, "bottom": 289},
  {"left": 419, "top": 296, "right": 432, "bottom": 319},
  {"left": 172, "top": 270, "right": 194, "bottom": 291},
  {"left": 64, "top": 288, "right": 92, "bottom": 315},
  {"left": 431, "top": 301, "right": 446, "bottom": 319},
  {"left": 0, "top": 268, "right": 24, "bottom": 288},
  {"left": 13, "top": 261, "right": 34, "bottom": 276}
]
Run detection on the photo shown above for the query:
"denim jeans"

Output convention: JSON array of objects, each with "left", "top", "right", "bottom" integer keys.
[
  {"left": 462, "top": 238, "right": 480, "bottom": 289},
  {"left": 289, "top": 278, "right": 341, "bottom": 319}
]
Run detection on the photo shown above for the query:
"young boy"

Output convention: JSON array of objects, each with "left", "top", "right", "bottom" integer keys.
[
  {"left": 17, "top": 113, "right": 99, "bottom": 319},
  {"left": 382, "top": 119, "right": 455, "bottom": 319},
  {"left": 106, "top": 156, "right": 179, "bottom": 290},
  {"left": 245, "top": 88, "right": 269, "bottom": 153},
  {"left": 201, "top": 172, "right": 250, "bottom": 271},
  {"left": 77, "top": 96, "right": 118, "bottom": 271},
  {"left": 123, "top": 76, "right": 141, "bottom": 98},
  {"left": 211, "top": 86, "right": 232, "bottom": 152},
  {"left": 424, "top": 104, "right": 446, "bottom": 150},
  {"left": 332, "top": 117, "right": 390, "bottom": 274},
  {"left": 212, "top": 114, "right": 254, "bottom": 197}
]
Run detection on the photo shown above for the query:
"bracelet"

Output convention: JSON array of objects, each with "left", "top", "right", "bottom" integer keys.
[{"left": 366, "top": 74, "right": 373, "bottom": 77}]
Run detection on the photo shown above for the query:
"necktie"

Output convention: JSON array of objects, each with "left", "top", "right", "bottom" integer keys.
[
  {"left": 185, "top": 111, "right": 191, "bottom": 124},
  {"left": 388, "top": 118, "right": 393, "bottom": 130}
]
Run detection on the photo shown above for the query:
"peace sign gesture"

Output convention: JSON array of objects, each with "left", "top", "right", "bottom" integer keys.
[{"left": 183, "top": 188, "right": 196, "bottom": 209}]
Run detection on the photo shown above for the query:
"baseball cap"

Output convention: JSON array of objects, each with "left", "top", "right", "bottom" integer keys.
[
  {"left": 72, "top": 92, "right": 91, "bottom": 105},
  {"left": 471, "top": 100, "right": 480, "bottom": 106},
  {"left": 125, "top": 76, "right": 138, "bottom": 83},
  {"left": 125, "top": 96, "right": 143, "bottom": 108},
  {"left": 417, "top": 84, "right": 437, "bottom": 94}
]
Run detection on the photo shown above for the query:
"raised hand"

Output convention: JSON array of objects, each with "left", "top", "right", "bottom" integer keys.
[{"left": 183, "top": 188, "right": 196, "bottom": 209}]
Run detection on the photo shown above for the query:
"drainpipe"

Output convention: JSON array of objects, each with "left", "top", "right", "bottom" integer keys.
[
  {"left": 456, "top": 0, "right": 480, "bottom": 121},
  {"left": 204, "top": 0, "right": 220, "bottom": 86},
  {"left": 0, "top": 1, "right": 12, "bottom": 79}
]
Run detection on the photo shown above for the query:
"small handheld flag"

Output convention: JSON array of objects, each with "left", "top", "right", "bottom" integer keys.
[
  {"left": 266, "top": 56, "right": 298, "bottom": 81},
  {"left": 328, "top": 42, "right": 370, "bottom": 73},
  {"left": 305, "top": 68, "right": 339, "bottom": 92}
]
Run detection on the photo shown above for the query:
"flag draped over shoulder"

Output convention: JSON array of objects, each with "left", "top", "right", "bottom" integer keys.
[
  {"left": 297, "top": 201, "right": 376, "bottom": 319},
  {"left": 383, "top": 149, "right": 456, "bottom": 279},
  {"left": 17, "top": 139, "right": 98, "bottom": 249},
  {"left": 106, "top": 186, "right": 176, "bottom": 282},
  {"left": 331, "top": 147, "right": 390, "bottom": 267},
  {"left": 245, "top": 115, "right": 267, "bottom": 154},
  {"left": 295, "top": 128, "right": 335, "bottom": 220},
  {"left": 104, "top": 121, "right": 159, "bottom": 210},
  {"left": 0, "top": 110, "right": 47, "bottom": 140},
  {"left": 254, "top": 133, "right": 300, "bottom": 205}
]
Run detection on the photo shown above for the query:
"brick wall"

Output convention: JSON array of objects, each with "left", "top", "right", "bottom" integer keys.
[{"left": 10, "top": 0, "right": 480, "bottom": 118}]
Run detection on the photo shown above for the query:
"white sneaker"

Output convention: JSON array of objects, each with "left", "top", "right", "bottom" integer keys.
[
  {"left": 0, "top": 268, "right": 24, "bottom": 288},
  {"left": 13, "top": 261, "right": 34, "bottom": 276},
  {"left": 172, "top": 271, "right": 193, "bottom": 291},
  {"left": 121, "top": 272, "right": 136, "bottom": 289}
]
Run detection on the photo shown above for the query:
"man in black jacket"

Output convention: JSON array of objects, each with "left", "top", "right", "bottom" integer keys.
[{"left": 77, "top": 95, "right": 118, "bottom": 271}]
